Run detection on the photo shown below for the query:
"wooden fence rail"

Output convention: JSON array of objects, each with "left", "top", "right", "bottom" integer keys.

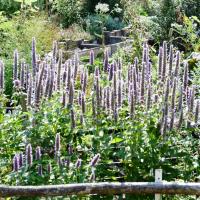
[{"left": 1, "top": 182, "right": 200, "bottom": 197}]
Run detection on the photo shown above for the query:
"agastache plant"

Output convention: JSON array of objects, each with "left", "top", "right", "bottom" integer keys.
[
  {"left": 158, "top": 47, "right": 163, "bottom": 79},
  {"left": 75, "top": 158, "right": 82, "bottom": 169},
  {"left": 174, "top": 51, "right": 180, "bottom": 77},
  {"left": 35, "top": 63, "right": 45, "bottom": 108},
  {"left": 57, "top": 50, "right": 63, "bottom": 91},
  {"left": 35, "top": 146, "right": 42, "bottom": 160},
  {"left": 70, "top": 108, "right": 76, "bottom": 129},
  {"left": 19, "top": 153, "right": 23, "bottom": 168},
  {"left": 195, "top": 100, "right": 199, "bottom": 124},
  {"left": 90, "top": 154, "right": 100, "bottom": 167},
  {"left": 55, "top": 133, "right": 61, "bottom": 154},
  {"left": 13, "top": 154, "right": 19, "bottom": 172},
  {"left": 0, "top": 60, "right": 4, "bottom": 91},
  {"left": 32, "top": 37, "right": 37, "bottom": 77},
  {"left": 13, "top": 49, "right": 18, "bottom": 80},
  {"left": 5, "top": 39, "right": 200, "bottom": 154},
  {"left": 162, "top": 41, "right": 167, "bottom": 81},
  {"left": 168, "top": 45, "right": 173, "bottom": 78},
  {"left": 20, "top": 61, "right": 25, "bottom": 89},
  {"left": 26, "top": 144, "right": 33, "bottom": 166},
  {"left": 68, "top": 80, "right": 74, "bottom": 106}
]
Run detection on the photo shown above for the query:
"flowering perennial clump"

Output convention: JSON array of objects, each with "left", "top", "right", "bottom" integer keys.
[{"left": 1, "top": 38, "right": 198, "bottom": 184}]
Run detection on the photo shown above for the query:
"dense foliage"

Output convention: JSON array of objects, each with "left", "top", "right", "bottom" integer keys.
[{"left": 0, "top": 38, "right": 200, "bottom": 199}]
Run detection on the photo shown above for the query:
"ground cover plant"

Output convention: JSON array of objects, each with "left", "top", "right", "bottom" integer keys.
[{"left": 0, "top": 38, "right": 200, "bottom": 199}]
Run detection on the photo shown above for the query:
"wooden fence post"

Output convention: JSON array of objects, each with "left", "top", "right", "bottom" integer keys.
[{"left": 155, "top": 169, "right": 163, "bottom": 200}]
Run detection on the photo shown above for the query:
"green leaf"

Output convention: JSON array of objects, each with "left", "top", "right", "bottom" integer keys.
[{"left": 110, "top": 137, "right": 123, "bottom": 144}]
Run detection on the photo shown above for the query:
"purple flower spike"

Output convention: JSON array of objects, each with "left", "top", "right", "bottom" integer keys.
[
  {"left": 19, "top": 153, "right": 23, "bottom": 168},
  {"left": 81, "top": 92, "right": 86, "bottom": 114},
  {"left": 68, "top": 80, "right": 74, "bottom": 106},
  {"left": 162, "top": 41, "right": 167, "bottom": 81},
  {"left": 38, "top": 164, "right": 43, "bottom": 176},
  {"left": 13, "top": 49, "right": 18, "bottom": 80},
  {"left": 90, "top": 154, "right": 100, "bottom": 167},
  {"left": 174, "top": 51, "right": 180, "bottom": 77},
  {"left": 168, "top": 45, "right": 173, "bottom": 77},
  {"left": 75, "top": 158, "right": 82, "bottom": 169},
  {"left": 32, "top": 37, "right": 37, "bottom": 77},
  {"left": 35, "top": 146, "right": 42, "bottom": 160},
  {"left": 92, "top": 94, "right": 97, "bottom": 117},
  {"left": 13, "top": 79, "right": 21, "bottom": 89},
  {"left": 195, "top": 100, "right": 199, "bottom": 124},
  {"left": 55, "top": 133, "right": 61, "bottom": 153},
  {"left": 158, "top": 47, "right": 163, "bottom": 79},
  {"left": 35, "top": 63, "right": 45, "bottom": 107},
  {"left": 171, "top": 78, "right": 177, "bottom": 110},
  {"left": 70, "top": 108, "right": 76, "bottom": 129},
  {"left": 0, "top": 60, "right": 4, "bottom": 91},
  {"left": 146, "top": 84, "right": 151, "bottom": 110},
  {"left": 183, "top": 63, "right": 188, "bottom": 92},
  {"left": 67, "top": 144, "right": 73, "bottom": 156},
  {"left": 13, "top": 154, "right": 19, "bottom": 172},
  {"left": 26, "top": 144, "right": 33, "bottom": 166},
  {"left": 109, "top": 64, "right": 114, "bottom": 81}
]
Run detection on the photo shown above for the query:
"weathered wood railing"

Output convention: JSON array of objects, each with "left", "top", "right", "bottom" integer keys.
[{"left": 1, "top": 182, "right": 200, "bottom": 197}]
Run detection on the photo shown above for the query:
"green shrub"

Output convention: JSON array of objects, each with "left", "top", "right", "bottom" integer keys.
[
  {"left": 0, "top": 0, "right": 20, "bottom": 16},
  {"left": 52, "top": 0, "right": 83, "bottom": 27},
  {"left": 85, "top": 14, "right": 125, "bottom": 37},
  {"left": 153, "top": 0, "right": 178, "bottom": 41},
  {"left": 181, "top": 0, "right": 200, "bottom": 19},
  {"left": 170, "top": 16, "right": 200, "bottom": 54}
]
